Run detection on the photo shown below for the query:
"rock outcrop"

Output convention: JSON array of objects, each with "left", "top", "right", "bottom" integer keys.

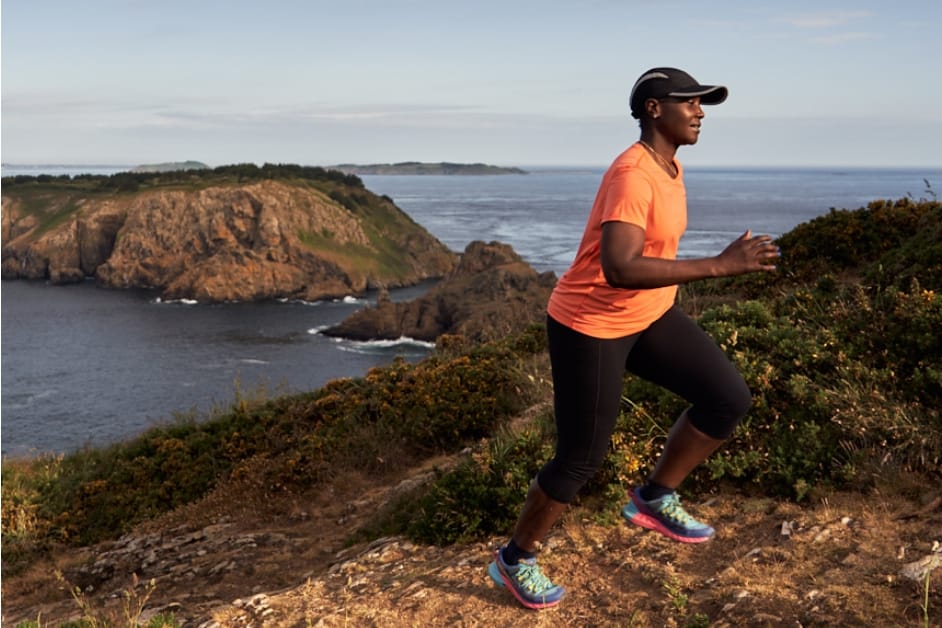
[
  {"left": 323, "top": 240, "right": 557, "bottom": 343},
  {"left": 1, "top": 179, "right": 457, "bottom": 302}
]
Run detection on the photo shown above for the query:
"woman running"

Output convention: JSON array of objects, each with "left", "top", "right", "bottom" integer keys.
[{"left": 489, "top": 67, "right": 781, "bottom": 610}]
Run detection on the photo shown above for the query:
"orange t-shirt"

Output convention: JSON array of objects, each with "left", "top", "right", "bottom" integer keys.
[{"left": 547, "top": 143, "right": 687, "bottom": 339}]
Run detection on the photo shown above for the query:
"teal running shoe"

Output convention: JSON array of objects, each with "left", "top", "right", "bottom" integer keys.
[
  {"left": 488, "top": 547, "right": 565, "bottom": 609},
  {"left": 622, "top": 488, "right": 715, "bottom": 543}
]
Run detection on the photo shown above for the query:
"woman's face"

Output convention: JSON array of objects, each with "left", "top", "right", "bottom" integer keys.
[{"left": 651, "top": 96, "right": 705, "bottom": 145}]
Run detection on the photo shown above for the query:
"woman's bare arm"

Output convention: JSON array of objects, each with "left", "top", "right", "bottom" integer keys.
[{"left": 600, "top": 221, "right": 779, "bottom": 290}]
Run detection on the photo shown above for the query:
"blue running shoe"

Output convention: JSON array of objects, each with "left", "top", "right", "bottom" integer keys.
[
  {"left": 488, "top": 547, "right": 565, "bottom": 609},
  {"left": 622, "top": 488, "right": 715, "bottom": 543}
]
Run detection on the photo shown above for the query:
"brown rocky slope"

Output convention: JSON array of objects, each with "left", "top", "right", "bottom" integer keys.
[
  {"left": 1, "top": 178, "right": 456, "bottom": 302},
  {"left": 323, "top": 240, "right": 558, "bottom": 343}
]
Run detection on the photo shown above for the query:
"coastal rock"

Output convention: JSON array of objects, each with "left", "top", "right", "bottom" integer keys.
[
  {"left": 323, "top": 240, "right": 557, "bottom": 343},
  {"left": 1, "top": 180, "right": 457, "bottom": 301}
]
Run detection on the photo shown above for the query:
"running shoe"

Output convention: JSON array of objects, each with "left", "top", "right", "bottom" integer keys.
[
  {"left": 622, "top": 488, "right": 715, "bottom": 543},
  {"left": 488, "top": 547, "right": 565, "bottom": 609}
]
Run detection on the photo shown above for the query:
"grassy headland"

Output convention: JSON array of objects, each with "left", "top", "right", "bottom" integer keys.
[
  {"left": 3, "top": 163, "right": 458, "bottom": 301},
  {"left": 2, "top": 194, "right": 940, "bottom": 588},
  {"left": 1, "top": 163, "right": 367, "bottom": 238}
]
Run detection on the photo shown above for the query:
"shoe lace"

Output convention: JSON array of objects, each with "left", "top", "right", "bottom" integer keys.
[
  {"left": 659, "top": 493, "right": 698, "bottom": 526},
  {"left": 514, "top": 561, "right": 556, "bottom": 595}
]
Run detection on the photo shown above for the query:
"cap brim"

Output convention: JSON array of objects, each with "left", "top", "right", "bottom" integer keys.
[{"left": 668, "top": 85, "right": 728, "bottom": 105}]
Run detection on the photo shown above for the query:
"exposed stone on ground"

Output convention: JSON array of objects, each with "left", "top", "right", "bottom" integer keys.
[
  {"left": 901, "top": 541, "right": 942, "bottom": 582},
  {"left": 323, "top": 240, "right": 557, "bottom": 342}
]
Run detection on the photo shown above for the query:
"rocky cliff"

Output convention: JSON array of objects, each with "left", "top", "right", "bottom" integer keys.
[
  {"left": 323, "top": 240, "right": 557, "bottom": 343},
  {"left": 1, "top": 176, "right": 457, "bottom": 302}
]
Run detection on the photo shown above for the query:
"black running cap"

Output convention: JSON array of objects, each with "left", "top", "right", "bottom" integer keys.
[{"left": 629, "top": 67, "right": 728, "bottom": 119}]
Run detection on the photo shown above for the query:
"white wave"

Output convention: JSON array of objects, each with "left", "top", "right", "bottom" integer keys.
[
  {"left": 307, "top": 325, "right": 332, "bottom": 335},
  {"left": 279, "top": 297, "right": 325, "bottom": 306},
  {"left": 31, "top": 389, "right": 59, "bottom": 402},
  {"left": 336, "top": 336, "right": 435, "bottom": 354},
  {"left": 282, "top": 296, "right": 364, "bottom": 306},
  {"left": 360, "top": 337, "right": 435, "bottom": 349},
  {"left": 152, "top": 297, "right": 199, "bottom": 305},
  {"left": 5, "top": 389, "right": 59, "bottom": 409},
  {"left": 239, "top": 358, "right": 270, "bottom": 365}
]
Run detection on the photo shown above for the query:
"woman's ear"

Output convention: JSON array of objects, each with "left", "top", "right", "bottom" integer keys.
[{"left": 645, "top": 97, "right": 660, "bottom": 119}]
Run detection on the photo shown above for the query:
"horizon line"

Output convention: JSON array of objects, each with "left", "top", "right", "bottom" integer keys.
[{"left": 4, "top": 162, "right": 941, "bottom": 172}]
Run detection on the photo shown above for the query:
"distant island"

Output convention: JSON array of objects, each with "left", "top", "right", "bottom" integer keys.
[
  {"left": 329, "top": 162, "right": 527, "bottom": 175},
  {"left": 130, "top": 160, "right": 210, "bottom": 173}
]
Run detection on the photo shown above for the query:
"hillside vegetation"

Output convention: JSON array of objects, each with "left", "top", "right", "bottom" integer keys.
[
  {"left": 2, "top": 195, "right": 940, "bottom": 626},
  {"left": 1, "top": 163, "right": 364, "bottom": 195},
  {"left": 130, "top": 161, "right": 209, "bottom": 173}
]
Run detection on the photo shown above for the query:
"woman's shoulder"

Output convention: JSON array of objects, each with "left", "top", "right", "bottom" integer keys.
[
  {"left": 610, "top": 142, "right": 646, "bottom": 169},
  {"left": 605, "top": 143, "right": 654, "bottom": 184}
]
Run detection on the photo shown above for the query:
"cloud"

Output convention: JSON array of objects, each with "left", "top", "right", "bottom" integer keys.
[
  {"left": 812, "top": 31, "right": 877, "bottom": 45},
  {"left": 777, "top": 10, "right": 873, "bottom": 29},
  {"left": 1, "top": 91, "right": 490, "bottom": 134},
  {"left": 130, "top": 103, "right": 495, "bottom": 132},
  {"left": 771, "top": 10, "right": 877, "bottom": 47},
  {"left": 295, "top": 103, "right": 482, "bottom": 122}
]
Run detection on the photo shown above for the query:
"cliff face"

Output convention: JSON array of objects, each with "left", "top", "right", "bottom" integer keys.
[
  {"left": 323, "top": 240, "right": 557, "bottom": 343},
  {"left": 1, "top": 180, "right": 457, "bottom": 302}
]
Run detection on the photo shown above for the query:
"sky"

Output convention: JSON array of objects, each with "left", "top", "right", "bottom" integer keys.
[{"left": 2, "top": 0, "right": 941, "bottom": 168}]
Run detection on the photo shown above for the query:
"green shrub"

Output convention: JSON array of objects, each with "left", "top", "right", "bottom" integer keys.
[
  {"left": 685, "top": 197, "right": 941, "bottom": 303},
  {"left": 865, "top": 203, "right": 942, "bottom": 291},
  {"left": 406, "top": 421, "right": 555, "bottom": 545},
  {"left": 623, "top": 280, "right": 941, "bottom": 498},
  {"left": 775, "top": 197, "right": 932, "bottom": 281}
]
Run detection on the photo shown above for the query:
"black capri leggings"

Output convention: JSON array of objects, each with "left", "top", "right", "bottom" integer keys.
[{"left": 537, "top": 306, "right": 752, "bottom": 504}]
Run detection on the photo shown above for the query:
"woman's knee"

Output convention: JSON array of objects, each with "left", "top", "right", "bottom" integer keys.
[
  {"left": 689, "top": 378, "right": 752, "bottom": 440},
  {"left": 725, "top": 375, "right": 753, "bottom": 420},
  {"left": 537, "top": 456, "right": 606, "bottom": 503}
]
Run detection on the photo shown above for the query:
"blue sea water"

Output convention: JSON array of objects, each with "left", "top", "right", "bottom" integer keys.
[
  {"left": 361, "top": 166, "right": 940, "bottom": 273},
  {"left": 1, "top": 164, "right": 938, "bottom": 455},
  {"left": 1, "top": 281, "right": 435, "bottom": 457}
]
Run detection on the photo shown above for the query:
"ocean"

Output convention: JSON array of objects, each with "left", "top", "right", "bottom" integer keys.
[{"left": 2, "top": 164, "right": 938, "bottom": 455}]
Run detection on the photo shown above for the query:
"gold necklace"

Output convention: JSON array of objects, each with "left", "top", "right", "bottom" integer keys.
[{"left": 639, "top": 140, "right": 678, "bottom": 177}]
